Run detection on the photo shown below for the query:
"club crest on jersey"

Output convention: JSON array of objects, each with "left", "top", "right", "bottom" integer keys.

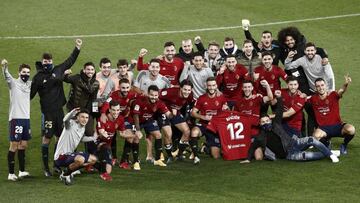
[
  {"left": 174, "top": 66, "right": 178, "bottom": 71},
  {"left": 235, "top": 75, "right": 239, "bottom": 80},
  {"left": 161, "top": 91, "right": 168, "bottom": 96},
  {"left": 52, "top": 73, "right": 56, "bottom": 78},
  {"left": 134, "top": 105, "right": 140, "bottom": 111},
  {"left": 249, "top": 101, "right": 253, "bottom": 106},
  {"left": 215, "top": 101, "right": 219, "bottom": 106},
  {"left": 325, "top": 99, "right": 329, "bottom": 104},
  {"left": 271, "top": 74, "right": 275, "bottom": 80}
]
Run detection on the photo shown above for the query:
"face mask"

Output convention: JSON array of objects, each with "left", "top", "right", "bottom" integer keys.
[
  {"left": 43, "top": 63, "right": 53, "bottom": 71},
  {"left": 225, "top": 47, "right": 234, "bottom": 54},
  {"left": 261, "top": 123, "right": 272, "bottom": 131},
  {"left": 20, "top": 74, "right": 30, "bottom": 82}
]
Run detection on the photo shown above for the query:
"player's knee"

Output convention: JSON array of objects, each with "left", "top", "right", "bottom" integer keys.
[
  {"left": 9, "top": 142, "right": 19, "bottom": 152},
  {"left": 313, "top": 129, "right": 325, "bottom": 139},
  {"left": 344, "top": 125, "right": 356, "bottom": 135},
  {"left": 254, "top": 148, "right": 264, "bottom": 160},
  {"left": 19, "top": 141, "right": 28, "bottom": 149},
  {"left": 75, "top": 155, "right": 85, "bottom": 165}
]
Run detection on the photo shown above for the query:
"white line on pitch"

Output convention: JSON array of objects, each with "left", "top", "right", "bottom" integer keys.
[{"left": 1, "top": 13, "right": 359, "bottom": 40}]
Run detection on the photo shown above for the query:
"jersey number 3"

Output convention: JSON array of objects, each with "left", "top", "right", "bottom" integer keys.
[{"left": 227, "top": 122, "right": 244, "bottom": 140}]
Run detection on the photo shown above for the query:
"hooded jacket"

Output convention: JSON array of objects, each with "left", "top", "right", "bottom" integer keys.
[{"left": 30, "top": 47, "right": 80, "bottom": 113}]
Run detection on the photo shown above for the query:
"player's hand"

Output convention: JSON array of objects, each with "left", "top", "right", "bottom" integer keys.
[
  {"left": 64, "top": 69, "right": 72, "bottom": 75},
  {"left": 75, "top": 39, "right": 82, "bottom": 49},
  {"left": 100, "top": 113, "right": 108, "bottom": 123},
  {"left": 344, "top": 74, "right": 352, "bottom": 85},
  {"left": 322, "top": 57, "right": 329, "bottom": 65},
  {"left": 194, "top": 36, "right": 201, "bottom": 44},
  {"left": 1, "top": 59, "right": 8, "bottom": 67},
  {"left": 203, "top": 115, "right": 212, "bottom": 121},
  {"left": 156, "top": 54, "right": 164, "bottom": 60},
  {"left": 260, "top": 79, "right": 269, "bottom": 88},
  {"left": 139, "top": 48, "right": 148, "bottom": 57},
  {"left": 135, "top": 131, "right": 143, "bottom": 140},
  {"left": 241, "top": 19, "right": 250, "bottom": 31},
  {"left": 287, "top": 50, "right": 297, "bottom": 59},
  {"left": 274, "top": 90, "right": 281, "bottom": 98},
  {"left": 217, "top": 64, "right": 226, "bottom": 75}
]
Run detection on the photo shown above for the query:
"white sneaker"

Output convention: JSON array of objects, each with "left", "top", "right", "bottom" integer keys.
[
  {"left": 71, "top": 170, "right": 81, "bottom": 178},
  {"left": 193, "top": 156, "right": 200, "bottom": 165},
  {"left": 189, "top": 152, "right": 195, "bottom": 160},
  {"left": 330, "top": 154, "right": 339, "bottom": 163},
  {"left": 18, "top": 171, "right": 30, "bottom": 178},
  {"left": 8, "top": 174, "right": 18, "bottom": 181},
  {"left": 60, "top": 172, "right": 72, "bottom": 185},
  {"left": 331, "top": 150, "right": 341, "bottom": 157}
]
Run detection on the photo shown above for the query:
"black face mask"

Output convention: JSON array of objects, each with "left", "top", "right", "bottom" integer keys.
[
  {"left": 20, "top": 74, "right": 30, "bottom": 82},
  {"left": 225, "top": 47, "right": 234, "bottom": 54},
  {"left": 261, "top": 123, "right": 272, "bottom": 131},
  {"left": 43, "top": 63, "right": 53, "bottom": 71}
]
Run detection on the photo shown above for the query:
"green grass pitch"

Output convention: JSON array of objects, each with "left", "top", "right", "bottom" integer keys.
[{"left": 0, "top": 0, "right": 360, "bottom": 202}]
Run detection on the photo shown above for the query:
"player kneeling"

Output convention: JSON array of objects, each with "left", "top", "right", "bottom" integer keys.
[
  {"left": 96, "top": 100, "right": 130, "bottom": 181},
  {"left": 54, "top": 108, "right": 97, "bottom": 185}
]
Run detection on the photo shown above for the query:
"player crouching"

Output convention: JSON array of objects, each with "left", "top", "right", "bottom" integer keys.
[
  {"left": 54, "top": 108, "right": 97, "bottom": 185},
  {"left": 96, "top": 100, "right": 130, "bottom": 181}
]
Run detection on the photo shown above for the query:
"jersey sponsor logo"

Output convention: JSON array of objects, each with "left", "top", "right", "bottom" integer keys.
[
  {"left": 143, "top": 113, "right": 153, "bottom": 120},
  {"left": 227, "top": 143, "right": 246, "bottom": 149},
  {"left": 226, "top": 83, "right": 238, "bottom": 90},
  {"left": 134, "top": 105, "right": 140, "bottom": 111},
  {"left": 318, "top": 107, "right": 330, "bottom": 115},
  {"left": 165, "top": 75, "right": 175, "bottom": 81}
]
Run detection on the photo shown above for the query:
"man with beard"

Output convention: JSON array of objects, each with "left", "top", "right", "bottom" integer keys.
[
  {"left": 237, "top": 39, "right": 262, "bottom": 71},
  {"left": 100, "top": 78, "right": 139, "bottom": 169},
  {"left": 254, "top": 51, "right": 287, "bottom": 96},
  {"left": 159, "top": 80, "right": 194, "bottom": 162},
  {"left": 216, "top": 55, "right": 248, "bottom": 109},
  {"left": 190, "top": 77, "right": 228, "bottom": 162},
  {"left": 310, "top": 76, "right": 355, "bottom": 155},
  {"left": 132, "top": 85, "right": 171, "bottom": 168},
  {"left": 285, "top": 42, "right": 335, "bottom": 92},
  {"left": 219, "top": 37, "right": 242, "bottom": 59},
  {"left": 280, "top": 77, "right": 306, "bottom": 137},
  {"left": 179, "top": 52, "right": 214, "bottom": 99},
  {"left": 31, "top": 39, "right": 82, "bottom": 177},
  {"left": 137, "top": 41, "right": 184, "bottom": 86},
  {"left": 241, "top": 19, "right": 280, "bottom": 65}
]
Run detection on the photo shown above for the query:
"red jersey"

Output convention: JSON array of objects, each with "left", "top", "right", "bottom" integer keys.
[
  {"left": 96, "top": 115, "right": 125, "bottom": 146},
  {"left": 137, "top": 57, "right": 184, "bottom": 86},
  {"left": 159, "top": 87, "right": 194, "bottom": 114},
  {"left": 234, "top": 94, "right": 263, "bottom": 136},
  {"left": 309, "top": 91, "right": 342, "bottom": 126},
  {"left": 194, "top": 93, "right": 227, "bottom": 125},
  {"left": 254, "top": 65, "right": 287, "bottom": 94},
  {"left": 132, "top": 96, "right": 169, "bottom": 124},
  {"left": 216, "top": 64, "right": 247, "bottom": 101},
  {"left": 207, "top": 111, "right": 257, "bottom": 160},
  {"left": 101, "top": 90, "right": 138, "bottom": 117},
  {"left": 281, "top": 89, "right": 306, "bottom": 131}
]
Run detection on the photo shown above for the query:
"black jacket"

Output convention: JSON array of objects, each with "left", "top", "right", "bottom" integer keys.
[
  {"left": 244, "top": 30, "right": 281, "bottom": 65},
  {"left": 64, "top": 70, "right": 99, "bottom": 113},
  {"left": 30, "top": 47, "right": 80, "bottom": 113}
]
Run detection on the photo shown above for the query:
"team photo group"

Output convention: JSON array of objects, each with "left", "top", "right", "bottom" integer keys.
[{"left": 2, "top": 19, "right": 356, "bottom": 185}]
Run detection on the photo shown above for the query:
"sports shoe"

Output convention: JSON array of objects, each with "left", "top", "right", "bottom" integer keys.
[
  {"left": 18, "top": 171, "right": 30, "bottom": 178},
  {"left": 71, "top": 170, "right": 81, "bottom": 178},
  {"left": 133, "top": 162, "right": 141, "bottom": 170},
  {"left": 111, "top": 158, "right": 117, "bottom": 166},
  {"left": 171, "top": 149, "right": 179, "bottom": 157},
  {"left": 153, "top": 159, "right": 167, "bottom": 167},
  {"left": 340, "top": 144, "right": 348, "bottom": 155},
  {"left": 160, "top": 153, "right": 165, "bottom": 161},
  {"left": 189, "top": 152, "right": 195, "bottom": 160},
  {"left": 8, "top": 174, "right": 18, "bottom": 181},
  {"left": 119, "top": 162, "right": 131, "bottom": 170},
  {"left": 60, "top": 172, "right": 72, "bottom": 185},
  {"left": 44, "top": 169, "right": 53, "bottom": 177},
  {"left": 240, "top": 160, "right": 251, "bottom": 164},
  {"left": 175, "top": 154, "right": 185, "bottom": 162},
  {"left": 331, "top": 150, "right": 341, "bottom": 157},
  {"left": 193, "top": 156, "right": 200, "bottom": 165},
  {"left": 330, "top": 154, "right": 339, "bottom": 163},
  {"left": 100, "top": 172, "right": 112, "bottom": 181}
]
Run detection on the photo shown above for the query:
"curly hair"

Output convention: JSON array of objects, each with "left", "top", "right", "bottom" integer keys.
[{"left": 277, "top": 26, "right": 302, "bottom": 47}]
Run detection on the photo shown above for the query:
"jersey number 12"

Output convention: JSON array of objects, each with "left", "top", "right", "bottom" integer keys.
[{"left": 227, "top": 122, "right": 244, "bottom": 140}]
